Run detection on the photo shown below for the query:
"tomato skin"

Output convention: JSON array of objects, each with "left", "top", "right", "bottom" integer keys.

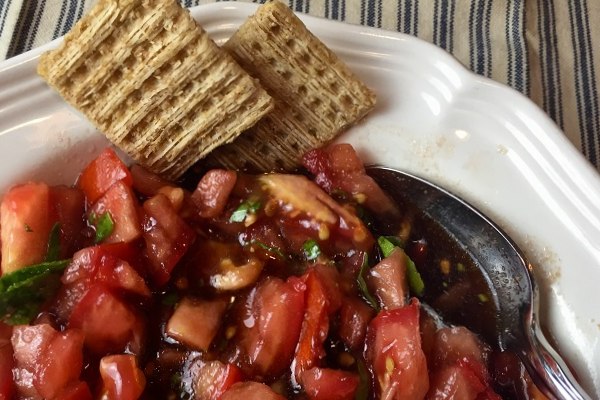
[
  {"left": 130, "top": 164, "right": 172, "bottom": 197},
  {"left": 192, "top": 169, "right": 237, "bottom": 218},
  {"left": 368, "top": 248, "right": 408, "bottom": 310},
  {"left": 365, "top": 300, "right": 429, "bottom": 400},
  {"left": 100, "top": 354, "right": 146, "bottom": 400},
  {"left": 68, "top": 284, "right": 145, "bottom": 355},
  {"left": 338, "top": 296, "right": 375, "bottom": 351},
  {"left": 77, "top": 147, "right": 133, "bottom": 204},
  {"left": 221, "top": 382, "right": 286, "bottom": 400},
  {"left": 11, "top": 324, "right": 84, "bottom": 400},
  {"left": 302, "top": 144, "right": 398, "bottom": 215},
  {"left": 88, "top": 181, "right": 142, "bottom": 244},
  {"left": 0, "top": 322, "right": 14, "bottom": 400},
  {"left": 301, "top": 367, "right": 360, "bottom": 400},
  {"left": 0, "top": 182, "right": 53, "bottom": 274},
  {"left": 293, "top": 267, "right": 342, "bottom": 382},
  {"left": 142, "top": 193, "right": 196, "bottom": 286},
  {"left": 49, "top": 185, "right": 86, "bottom": 257},
  {"left": 236, "top": 276, "right": 306, "bottom": 378},
  {"left": 193, "top": 360, "right": 244, "bottom": 400}
]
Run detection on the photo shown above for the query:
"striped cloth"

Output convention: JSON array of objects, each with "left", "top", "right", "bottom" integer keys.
[{"left": 1, "top": 0, "right": 599, "bottom": 170}]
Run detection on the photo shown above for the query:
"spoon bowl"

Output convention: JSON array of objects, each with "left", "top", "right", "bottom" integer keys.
[{"left": 366, "top": 165, "right": 591, "bottom": 400}]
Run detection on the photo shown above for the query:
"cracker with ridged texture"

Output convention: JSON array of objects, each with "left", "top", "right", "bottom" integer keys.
[
  {"left": 37, "top": 0, "right": 273, "bottom": 180},
  {"left": 205, "top": 0, "right": 376, "bottom": 171}
]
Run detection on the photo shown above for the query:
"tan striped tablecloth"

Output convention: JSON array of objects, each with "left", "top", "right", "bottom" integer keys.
[{"left": 1, "top": 0, "right": 599, "bottom": 171}]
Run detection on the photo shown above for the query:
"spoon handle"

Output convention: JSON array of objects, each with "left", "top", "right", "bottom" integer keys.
[{"left": 526, "top": 324, "right": 592, "bottom": 400}]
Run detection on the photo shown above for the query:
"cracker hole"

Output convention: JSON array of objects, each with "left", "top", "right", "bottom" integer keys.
[
  {"left": 285, "top": 38, "right": 296, "bottom": 49},
  {"left": 252, "top": 41, "right": 262, "bottom": 51},
  {"left": 270, "top": 23, "right": 281, "bottom": 34},
  {"left": 342, "top": 94, "right": 353, "bottom": 106}
]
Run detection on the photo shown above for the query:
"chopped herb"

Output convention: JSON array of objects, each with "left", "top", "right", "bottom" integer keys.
[
  {"left": 442, "top": 281, "right": 448, "bottom": 288},
  {"left": 355, "top": 358, "right": 370, "bottom": 400},
  {"left": 252, "top": 240, "right": 286, "bottom": 259},
  {"left": 162, "top": 292, "right": 179, "bottom": 306},
  {"left": 229, "top": 199, "right": 261, "bottom": 223},
  {"left": 89, "top": 211, "right": 114, "bottom": 243},
  {"left": 357, "top": 253, "right": 379, "bottom": 311},
  {"left": 45, "top": 222, "right": 62, "bottom": 262},
  {"left": 456, "top": 262, "right": 466, "bottom": 272},
  {"left": 24, "top": 224, "right": 33, "bottom": 232},
  {"left": 406, "top": 256, "right": 425, "bottom": 297},
  {"left": 302, "top": 239, "right": 321, "bottom": 261},
  {"left": 0, "top": 259, "right": 70, "bottom": 325},
  {"left": 478, "top": 293, "right": 490, "bottom": 303},
  {"left": 377, "top": 236, "right": 404, "bottom": 258}
]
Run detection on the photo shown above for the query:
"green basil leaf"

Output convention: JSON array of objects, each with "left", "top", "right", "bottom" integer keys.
[
  {"left": 302, "top": 239, "right": 321, "bottom": 261},
  {"left": 406, "top": 255, "right": 425, "bottom": 297},
  {"left": 0, "top": 259, "right": 70, "bottom": 325},
  {"left": 45, "top": 222, "right": 62, "bottom": 262},
  {"left": 252, "top": 240, "right": 286, "bottom": 259},
  {"left": 229, "top": 199, "right": 261, "bottom": 223},
  {"left": 92, "top": 212, "right": 114, "bottom": 243},
  {"left": 357, "top": 253, "right": 379, "bottom": 312}
]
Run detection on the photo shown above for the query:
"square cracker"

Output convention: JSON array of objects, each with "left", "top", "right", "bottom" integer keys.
[
  {"left": 205, "top": 0, "right": 376, "bottom": 171},
  {"left": 38, "top": 0, "right": 273, "bottom": 180}
]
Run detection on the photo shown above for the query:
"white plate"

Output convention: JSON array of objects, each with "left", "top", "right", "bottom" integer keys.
[{"left": 0, "top": 3, "right": 599, "bottom": 396}]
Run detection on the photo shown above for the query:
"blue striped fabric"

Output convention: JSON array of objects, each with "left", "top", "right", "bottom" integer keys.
[{"left": 1, "top": 0, "right": 599, "bottom": 170}]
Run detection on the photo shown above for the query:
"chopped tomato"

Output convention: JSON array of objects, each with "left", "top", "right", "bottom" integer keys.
[
  {"left": 192, "top": 169, "right": 237, "bottom": 218},
  {"left": 166, "top": 297, "right": 228, "bottom": 351},
  {"left": 431, "top": 326, "right": 489, "bottom": 371},
  {"left": 68, "top": 284, "right": 145, "bottom": 354},
  {"left": 193, "top": 360, "right": 244, "bottom": 400},
  {"left": 1, "top": 182, "right": 53, "bottom": 273},
  {"left": 100, "top": 354, "right": 146, "bottom": 400},
  {"left": 52, "top": 381, "right": 92, "bottom": 400},
  {"left": 236, "top": 276, "right": 306, "bottom": 377},
  {"left": 142, "top": 193, "right": 196, "bottom": 286},
  {"left": 427, "top": 327, "right": 500, "bottom": 399},
  {"left": 426, "top": 360, "right": 504, "bottom": 400},
  {"left": 368, "top": 248, "right": 408, "bottom": 310},
  {"left": 302, "top": 144, "right": 398, "bottom": 216},
  {"left": 240, "top": 220, "right": 287, "bottom": 261},
  {"left": 338, "top": 296, "right": 375, "bottom": 350},
  {"left": 293, "top": 267, "right": 342, "bottom": 382},
  {"left": 0, "top": 323, "right": 14, "bottom": 400},
  {"left": 11, "top": 324, "right": 84, "bottom": 399},
  {"left": 88, "top": 181, "right": 142, "bottom": 244},
  {"left": 49, "top": 185, "right": 86, "bottom": 257},
  {"left": 130, "top": 164, "right": 172, "bottom": 197},
  {"left": 54, "top": 243, "right": 148, "bottom": 322},
  {"left": 365, "top": 300, "right": 429, "bottom": 400},
  {"left": 300, "top": 367, "right": 359, "bottom": 400},
  {"left": 221, "top": 381, "right": 285, "bottom": 400},
  {"left": 62, "top": 244, "right": 149, "bottom": 296},
  {"left": 77, "top": 147, "right": 133, "bottom": 204}
]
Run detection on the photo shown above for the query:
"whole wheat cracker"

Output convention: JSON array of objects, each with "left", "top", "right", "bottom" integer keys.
[
  {"left": 205, "top": 0, "right": 376, "bottom": 172},
  {"left": 38, "top": 0, "right": 273, "bottom": 180}
]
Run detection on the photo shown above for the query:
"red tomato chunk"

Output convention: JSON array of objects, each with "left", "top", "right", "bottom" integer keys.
[{"left": 0, "top": 144, "right": 523, "bottom": 399}]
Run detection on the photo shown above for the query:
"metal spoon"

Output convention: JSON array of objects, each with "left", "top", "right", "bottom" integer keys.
[{"left": 366, "top": 166, "right": 591, "bottom": 400}]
